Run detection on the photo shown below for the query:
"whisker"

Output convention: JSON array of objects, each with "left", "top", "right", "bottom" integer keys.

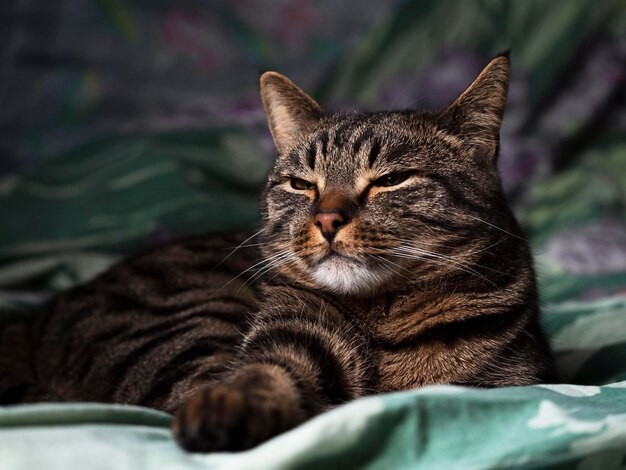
[
  {"left": 236, "top": 249, "right": 303, "bottom": 295},
  {"left": 390, "top": 238, "right": 512, "bottom": 277},
  {"left": 464, "top": 214, "right": 526, "bottom": 241},
  {"left": 367, "top": 254, "right": 412, "bottom": 282},
  {"left": 377, "top": 246, "right": 497, "bottom": 287},
  {"left": 213, "top": 229, "right": 265, "bottom": 271},
  {"left": 404, "top": 245, "right": 511, "bottom": 278},
  {"left": 226, "top": 242, "right": 266, "bottom": 249},
  {"left": 214, "top": 248, "right": 291, "bottom": 293}
]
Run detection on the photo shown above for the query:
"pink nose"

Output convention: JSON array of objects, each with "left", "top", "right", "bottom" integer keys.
[{"left": 314, "top": 211, "right": 346, "bottom": 241}]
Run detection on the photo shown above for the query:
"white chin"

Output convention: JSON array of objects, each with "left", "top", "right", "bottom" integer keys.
[{"left": 311, "top": 256, "right": 383, "bottom": 295}]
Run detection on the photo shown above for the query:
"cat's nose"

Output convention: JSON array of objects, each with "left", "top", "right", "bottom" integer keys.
[{"left": 314, "top": 211, "right": 346, "bottom": 242}]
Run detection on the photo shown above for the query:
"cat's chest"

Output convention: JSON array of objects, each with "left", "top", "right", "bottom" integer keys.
[
  {"left": 359, "top": 291, "right": 462, "bottom": 339},
  {"left": 358, "top": 292, "right": 472, "bottom": 391}
]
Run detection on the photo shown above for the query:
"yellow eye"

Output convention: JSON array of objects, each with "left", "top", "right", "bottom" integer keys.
[
  {"left": 290, "top": 178, "right": 316, "bottom": 190},
  {"left": 373, "top": 172, "right": 411, "bottom": 187}
]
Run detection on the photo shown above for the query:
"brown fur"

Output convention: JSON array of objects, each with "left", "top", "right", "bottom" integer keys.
[{"left": 0, "top": 53, "right": 554, "bottom": 453}]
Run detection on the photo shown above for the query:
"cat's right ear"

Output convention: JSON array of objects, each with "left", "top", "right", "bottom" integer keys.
[
  {"left": 260, "top": 72, "right": 324, "bottom": 154},
  {"left": 437, "top": 53, "right": 510, "bottom": 163}
]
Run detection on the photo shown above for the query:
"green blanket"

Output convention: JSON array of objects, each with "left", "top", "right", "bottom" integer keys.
[
  {"left": 2, "top": 381, "right": 626, "bottom": 470},
  {"left": 1, "top": 1, "right": 626, "bottom": 468}
]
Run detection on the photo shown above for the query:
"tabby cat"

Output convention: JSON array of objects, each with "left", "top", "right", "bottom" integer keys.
[{"left": 0, "top": 53, "right": 554, "bottom": 452}]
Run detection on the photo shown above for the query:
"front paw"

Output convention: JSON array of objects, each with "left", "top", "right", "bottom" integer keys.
[{"left": 172, "top": 369, "right": 304, "bottom": 452}]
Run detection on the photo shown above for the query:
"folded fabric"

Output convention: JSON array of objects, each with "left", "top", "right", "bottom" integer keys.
[{"left": 2, "top": 381, "right": 626, "bottom": 470}]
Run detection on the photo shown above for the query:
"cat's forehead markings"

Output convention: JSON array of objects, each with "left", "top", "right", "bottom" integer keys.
[
  {"left": 332, "top": 122, "right": 356, "bottom": 147},
  {"left": 351, "top": 127, "right": 376, "bottom": 156}
]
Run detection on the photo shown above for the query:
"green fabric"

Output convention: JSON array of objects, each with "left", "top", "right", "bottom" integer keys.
[
  {"left": 2, "top": 382, "right": 626, "bottom": 469},
  {"left": 0, "top": 129, "right": 269, "bottom": 264}
]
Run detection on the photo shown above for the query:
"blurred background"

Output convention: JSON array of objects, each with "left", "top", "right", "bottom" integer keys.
[{"left": 0, "top": 0, "right": 625, "bottom": 323}]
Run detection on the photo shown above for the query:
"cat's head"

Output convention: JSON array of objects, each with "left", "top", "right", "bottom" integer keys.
[{"left": 259, "top": 54, "right": 518, "bottom": 296}]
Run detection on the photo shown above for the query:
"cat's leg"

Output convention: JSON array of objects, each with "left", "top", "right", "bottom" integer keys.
[
  {"left": 173, "top": 363, "right": 306, "bottom": 452},
  {"left": 172, "top": 290, "right": 369, "bottom": 452}
]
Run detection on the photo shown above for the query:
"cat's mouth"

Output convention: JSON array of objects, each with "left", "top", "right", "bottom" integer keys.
[
  {"left": 311, "top": 250, "right": 361, "bottom": 269},
  {"left": 317, "top": 251, "right": 350, "bottom": 263},
  {"left": 309, "top": 251, "right": 384, "bottom": 295}
]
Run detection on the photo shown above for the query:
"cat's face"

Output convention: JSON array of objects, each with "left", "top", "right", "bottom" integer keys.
[{"left": 259, "top": 55, "right": 513, "bottom": 295}]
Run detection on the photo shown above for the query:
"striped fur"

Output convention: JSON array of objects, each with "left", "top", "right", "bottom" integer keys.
[{"left": 0, "top": 54, "right": 554, "bottom": 452}]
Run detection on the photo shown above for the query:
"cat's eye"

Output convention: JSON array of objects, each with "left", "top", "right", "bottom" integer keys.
[
  {"left": 373, "top": 172, "right": 411, "bottom": 187},
  {"left": 290, "top": 178, "right": 316, "bottom": 191}
]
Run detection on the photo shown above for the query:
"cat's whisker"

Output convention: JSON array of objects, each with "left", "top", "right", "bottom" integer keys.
[
  {"left": 367, "top": 254, "right": 412, "bottom": 282},
  {"left": 463, "top": 214, "right": 526, "bottom": 241},
  {"left": 391, "top": 246, "right": 488, "bottom": 274},
  {"left": 247, "top": 250, "right": 295, "bottom": 277},
  {"left": 390, "top": 238, "right": 513, "bottom": 277},
  {"left": 473, "top": 237, "right": 507, "bottom": 253},
  {"left": 236, "top": 249, "right": 304, "bottom": 295},
  {"left": 214, "top": 229, "right": 266, "bottom": 271},
  {"left": 215, "top": 248, "right": 291, "bottom": 293},
  {"left": 227, "top": 242, "right": 266, "bottom": 249},
  {"left": 234, "top": 262, "right": 285, "bottom": 297},
  {"left": 379, "top": 246, "right": 497, "bottom": 287},
  {"left": 238, "top": 258, "right": 293, "bottom": 296},
  {"left": 408, "top": 246, "right": 512, "bottom": 278}
]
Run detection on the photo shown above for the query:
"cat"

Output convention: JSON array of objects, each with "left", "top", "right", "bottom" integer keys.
[{"left": 0, "top": 52, "right": 554, "bottom": 453}]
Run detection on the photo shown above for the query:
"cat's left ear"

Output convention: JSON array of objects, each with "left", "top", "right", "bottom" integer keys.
[
  {"left": 438, "top": 53, "right": 510, "bottom": 162},
  {"left": 260, "top": 71, "right": 324, "bottom": 154}
]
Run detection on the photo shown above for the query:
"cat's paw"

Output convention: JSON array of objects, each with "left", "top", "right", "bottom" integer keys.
[{"left": 172, "top": 373, "right": 304, "bottom": 452}]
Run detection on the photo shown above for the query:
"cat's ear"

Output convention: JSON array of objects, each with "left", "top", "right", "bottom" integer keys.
[
  {"left": 260, "top": 71, "right": 324, "bottom": 154},
  {"left": 438, "top": 53, "right": 510, "bottom": 161}
]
